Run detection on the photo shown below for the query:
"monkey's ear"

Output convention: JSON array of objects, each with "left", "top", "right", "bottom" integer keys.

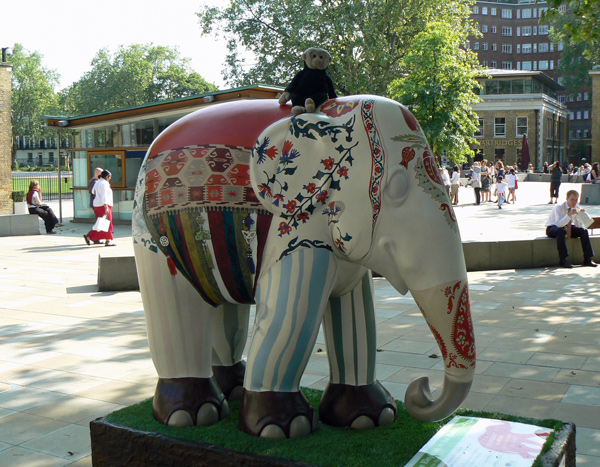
[{"left": 302, "top": 49, "right": 311, "bottom": 64}]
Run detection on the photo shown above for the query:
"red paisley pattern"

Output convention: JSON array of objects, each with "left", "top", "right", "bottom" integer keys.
[
  {"left": 400, "top": 147, "right": 416, "bottom": 169},
  {"left": 423, "top": 150, "right": 443, "bottom": 186},
  {"left": 427, "top": 321, "right": 448, "bottom": 360},
  {"left": 452, "top": 285, "right": 476, "bottom": 366}
]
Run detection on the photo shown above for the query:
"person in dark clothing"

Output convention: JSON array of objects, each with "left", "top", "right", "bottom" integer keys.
[
  {"left": 549, "top": 162, "right": 563, "bottom": 204},
  {"left": 26, "top": 180, "right": 61, "bottom": 234}
]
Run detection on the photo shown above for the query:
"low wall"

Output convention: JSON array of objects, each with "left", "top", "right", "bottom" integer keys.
[{"left": 0, "top": 214, "right": 41, "bottom": 237}]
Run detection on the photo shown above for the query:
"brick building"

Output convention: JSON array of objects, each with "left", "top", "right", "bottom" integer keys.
[
  {"left": 0, "top": 60, "right": 12, "bottom": 215},
  {"left": 470, "top": 0, "right": 593, "bottom": 164}
]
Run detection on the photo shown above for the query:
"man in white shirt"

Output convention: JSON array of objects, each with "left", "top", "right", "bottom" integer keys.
[
  {"left": 545, "top": 190, "right": 597, "bottom": 268},
  {"left": 441, "top": 166, "right": 451, "bottom": 197}
]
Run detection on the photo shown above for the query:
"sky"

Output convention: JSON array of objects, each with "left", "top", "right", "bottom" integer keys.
[{"left": 1, "top": 0, "right": 231, "bottom": 90}]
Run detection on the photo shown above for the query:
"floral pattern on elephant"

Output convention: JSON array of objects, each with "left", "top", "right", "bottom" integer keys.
[{"left": 452, "top": 285, "right": 475, "bottom": 367}]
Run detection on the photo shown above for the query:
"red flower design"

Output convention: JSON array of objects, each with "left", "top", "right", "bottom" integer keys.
[
  {"left": 266, "top": 146, "right": 278, "bottom": 160},
  {"left": 298, "top": 212, "right": 309, "bottom": 223},
  {"left": 322, "top": 158, "right": 335, "bottom": 170},
  {"left": 284, "top": 200, "right": 297, "bottom": 213},
  {"left": 316, "top": 190, "right": 328, "bottom": 204},
  {"left": 278, "top": 222, "right": 292, "bottom": 236},
  {"left": 283, "top": 140, "right": 293, "bottom": 155},
  {"left": 304, "top": 183, "right": 317, "bottom": 193},
  {"left": 337, "top": 166, "right": 349, "bottom": 179}
]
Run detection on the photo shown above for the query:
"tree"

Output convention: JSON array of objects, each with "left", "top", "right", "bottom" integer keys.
[
  {"left": 61, "top": 44, "right": 217, "bottom": 115},
  {"left": 8, "top": 44, "right": 60, "bottom": 167},
  {"left": 388, "top": 21, "right": 483, "bottom": 163},
  {"left": 542, "top": 0, "right": 600, "bottom": 65},
  {"left": 198, "top": 0, "right": 477, "bottom": 96}
]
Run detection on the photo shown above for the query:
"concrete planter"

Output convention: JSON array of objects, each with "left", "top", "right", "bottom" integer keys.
[{"left": 13, "top": 201, "right": 28, "bottom": 214}]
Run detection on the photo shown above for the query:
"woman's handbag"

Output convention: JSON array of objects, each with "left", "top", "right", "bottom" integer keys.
[{"left": 93, "top": 215, "right": 110, "bottom": 232}]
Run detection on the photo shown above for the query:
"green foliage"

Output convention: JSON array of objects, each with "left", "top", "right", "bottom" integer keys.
[
  {"left": 11, "top": 191, "right": 25, "bottom": 203},
  {"left": 8, "top": 44, "right": 61, "bottom": 165},
  {"left": 105, "top": 389, "right": 563, "bottom": 467},
  {"left": 60, "top": 44, "right": 218, "bottom": 115},
  {"left": 198, "top": 0, "right": 478, "bottom": 96},
  {"left": 388, "top": 21, "right": 483, "bottom": 163},
  {"left": 542, "top": 0, "right": 600, "bottom": 65}
]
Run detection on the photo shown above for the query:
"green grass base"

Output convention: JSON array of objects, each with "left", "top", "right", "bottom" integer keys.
[{"left": 104, "top": 388, "right": 563, "bottom": 467}]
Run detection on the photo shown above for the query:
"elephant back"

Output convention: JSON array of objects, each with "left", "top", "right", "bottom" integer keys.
[{"left": 138, "top": 101, "right": 292, "bottom": 306}]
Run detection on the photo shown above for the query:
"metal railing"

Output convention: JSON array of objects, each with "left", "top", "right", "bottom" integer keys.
[{"left": 12, "top": 172, "right": 74, "bottom": 201}]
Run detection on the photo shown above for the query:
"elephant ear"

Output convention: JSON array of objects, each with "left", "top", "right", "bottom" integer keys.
[{"left": 250, "top": 106, "right": 374, "bottom": 261}]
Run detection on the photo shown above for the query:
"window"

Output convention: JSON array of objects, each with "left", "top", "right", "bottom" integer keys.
[
  {"left": 522, "top": 26, "right": 532, "bottom": 36},
  {"left": 516, "top": 117, "right": 528, "bottom": 136},
  {"left": 539, "top": 25, "right": 549, "bottom": 35},
  {"left": 557, "top": 42, "right": 563, "bottom": 51},
  {"left": 522, "top": 43, "right": 532, "bottom": 54},
  {"left": 521, "top": 61, "right": 532, "bottom": 70},
  {"left": 533, "top": 26, "right": 537, "bottom": 35},
  {"left": 517, "top": 44, "right": 521, "bottom": 54},
  {"left": 522, "top": 8, "right": 532, "bottom": 18},
  {"left": 538, "top": 60, "right": 549, "bottom": 70},
  {"left": 517, "top": 27, "right": 521, "bottom": 36},
  {"left": 502, "top": 26, "right": 512, "bottom": 36},
  {"left": 482, "top": 24, "right": 488, "bottom": 33},
  {"left": 482, "top": 42, "right": 488, "bottom": 51},
  {"left": 576, "top": 111, "right": 581, "bottom": 120},
  {"left": 482, "top": 60, "right": 489, "bottom": 67},
  {"left": 491, "top": 43, "right": 497, "bottom": 51},
  {"left": 569, "top": 130, "right": 574, "bottom": 138},
  {"left": 558, "top": 77, "right": 564, "bottom": 85},
  {"left": 491, "top": 60, "right": 497, "bottom": 68},
  {"left": 568, "top": 95, "right": 574, "bottom": 102},
  {"left": 533, "top": 43, "right": 537, "bottom": 53},
  {"left": 584, "top": 92, "right": 589, "bottom": 101},
  {"left": 502, "top": 43, "right": 512, "bottom": 53},
  {"left": 482, "top": 7, "right": 488, "bottom": 15},
  {"left": 88, "top": 151, "right": 126, "bottom": 187},
  {"left": 539, "top": 43, "right": 549, "bottom": 53},
  {"left": 558, "top": 95, "right": 566, "bottom": 103},
  {"left": 569, "top": 112, "right": 574, "bottom": 120},
  {"left": 584, "top": 130, "right": 589, "bottom": 138},
  {"left": 550, "top": 60, "right": 554, "bottom": 69},
  {"left": 502, "top": 61, "right": 513, "bottom": 69},
  {"left": 475, "top": 118, "right": 484, "bottom": 137},
  {"left": 576, "top": 93, "right": 582, "bottom": 101},
  {"left": 27, "top": 153, "right": 33, "bottom": 163},
  {"left": 48, "top": 152, "right": 55, "bottom": 163},
  {"left": 473, "top": 42, "right": 480, "bottom": 51},
  {"left": 502, "top": 9, "right": 513, "bottom": 18},
  {"left": 495, "top": 117, "right": 506, "bottom": 137},
  {"left": 533, "top": 61, "right": 537, "bottom": 70},
  {"left": 576, "top": 130, "right": 581, "bottom": 138},
  {"left": 517, "top": 61, "right": 521, "bottom": 70},
  {"left": 491, "top": 25, "right": 497, "bottom": 34},
  {"left": 584, "top": 110, "right": 589, "bottom": 119},
  {"left": 491, "top": 8, "right": 497, "bottom": 15},
  {"left": 473, "top": 5, "right": 479, "bottom": 14}
]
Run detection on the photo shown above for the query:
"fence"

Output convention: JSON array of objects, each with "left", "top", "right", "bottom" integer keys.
[{"left": 12, "top": 172, "right": 74, "bottom": 201}]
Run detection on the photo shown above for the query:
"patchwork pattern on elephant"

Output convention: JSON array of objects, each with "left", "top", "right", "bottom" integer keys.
[{"left": 361, "top": 99, "right": 385, "bottom": 230}]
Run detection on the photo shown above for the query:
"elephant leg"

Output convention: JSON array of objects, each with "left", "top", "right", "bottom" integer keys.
[
  {"left": 134, "top": 244, "right": 228, "bottom": 427},
  {"left": 240, "top": 248, "right": 338, "bottom": 438},
  {"left": 320, "top": 271, "right": 396, "bottom": 429},
  {"left": 211, "top": 303, "right": 250, "bottom": 401}
]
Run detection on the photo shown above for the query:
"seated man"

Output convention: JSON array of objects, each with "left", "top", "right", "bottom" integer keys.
[{"left": 546, "top": 189, "right": 598, "bottom": 268}]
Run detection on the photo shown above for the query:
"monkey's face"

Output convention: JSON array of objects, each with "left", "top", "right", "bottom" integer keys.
[{"left": 303, "top": 48, "right": 331, "bottom": 70}]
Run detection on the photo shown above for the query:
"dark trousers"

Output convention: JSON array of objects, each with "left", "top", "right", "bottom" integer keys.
[
  {"left": 546, "top": 225, "right": 595, "bottom": 261},
  {"left": 474, "top": 187, "right": 481, "bottom": 205},
  {"left": 550, "top": 181, "right": 561, "bottom": 198},
  {"left": 29, "top": 206, "right": 58, "bottom": 233}
]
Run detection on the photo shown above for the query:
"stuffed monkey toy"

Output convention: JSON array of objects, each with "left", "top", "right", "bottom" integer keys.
[{"left": 278, "top": 47, "right": 337, "bottom": 114}]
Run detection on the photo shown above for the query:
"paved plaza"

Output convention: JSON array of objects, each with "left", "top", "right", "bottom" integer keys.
[{"left": 0, "top": 181, "right": 599, "bottom": 466}]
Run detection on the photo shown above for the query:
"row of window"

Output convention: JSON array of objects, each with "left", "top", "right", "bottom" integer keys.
[
  {"left": 570, "top": 130, "right": 591, "bottom": 139},
  {"left": 475, "top": 117, "right": 528, "bottom": 138},
  {"left": 473, "top": 5, "right": 551, "bottom": 18},
  {"left": 570, "top": 111, "right": 591, "bottom": 120},
  {"left": 567, "top": 92, "right": 590, "bottom": 102},
  {"left": 470, "top": 41, "right": 562, "bottom": 54},
  {"left": 480, "top": 60, "right": 554, "bottom": 71},
  {"left": 479, "top": 24, "right": 550, "bottom": 36}
]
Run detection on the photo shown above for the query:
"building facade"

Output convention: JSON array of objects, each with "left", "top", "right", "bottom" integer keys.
[
  {"left": 472, "top": 70, "right": 567, "bottom": 169},
  {"left": 45, "top": 85, "right": 283, "bottom": 223},
  {"left": 0, "top": 60, "right": 12, "bottom": 215},
  {"left": 470, "top": 0, "right": 593, "bottom": 164}
]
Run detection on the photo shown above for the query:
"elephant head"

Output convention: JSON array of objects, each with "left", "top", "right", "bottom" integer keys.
[{"left": 250, "top": 96, "right": 475, "bottom": 422}]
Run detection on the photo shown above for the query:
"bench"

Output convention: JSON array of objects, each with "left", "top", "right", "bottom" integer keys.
[
  {"left": 0, "top": 214, "right": 41, "bottom": 237},
  {"left": 97, "top": 252, "right": 139, "bottom": 292}
]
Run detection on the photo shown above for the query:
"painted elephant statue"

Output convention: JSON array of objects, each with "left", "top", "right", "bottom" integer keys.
[{"left": 132, "top": 95, "right": 475, "bottom": 438}]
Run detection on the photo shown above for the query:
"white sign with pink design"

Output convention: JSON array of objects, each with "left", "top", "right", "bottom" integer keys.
[{"left": 406, "top": 416, "right": 551, "bottom": 467}]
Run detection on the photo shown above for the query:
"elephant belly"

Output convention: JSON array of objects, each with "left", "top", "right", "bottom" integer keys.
[{"left": 143, "top": 143, "right": 272, "bottom": 306}]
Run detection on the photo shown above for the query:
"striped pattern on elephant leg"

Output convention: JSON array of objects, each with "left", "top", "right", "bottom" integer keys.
[
  {"left": 134, "top": 243, "right": 214, "bottom": 379},
  {"left": 211, "top": 303, "right": 250, "bottom": 366},
  {"left": 245, "top": 248, "right": 338, "bottom": 392},
  {"left": 322, "top": 271, "right": 377, "bottom": 386}
]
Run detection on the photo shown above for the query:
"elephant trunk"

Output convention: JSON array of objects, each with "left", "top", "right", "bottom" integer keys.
[{"left": 405, "top": 279, "right": 475, "bottom": 422}]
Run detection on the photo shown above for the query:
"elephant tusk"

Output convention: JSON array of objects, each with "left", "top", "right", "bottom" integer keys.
[{"left": 404, "top": 375, "right": 472, "bottom": 423}]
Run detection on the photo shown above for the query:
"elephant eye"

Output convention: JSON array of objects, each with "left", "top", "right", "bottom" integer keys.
[{"left": 384, "top": 170, "right": 409, "bottom": 207}]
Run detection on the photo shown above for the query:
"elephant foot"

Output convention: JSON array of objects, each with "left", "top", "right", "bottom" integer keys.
[
  {"left": 318, "top": 381, "right": 397, "bottom": 429},
  {"left": 239, "top": 389, "right": 318, "bottom": 438},
  {"left": 153, "top": 377, "right": 229, "bottom": 427},
  {"left": 292, "top": 105, "right": 307, "bottom": 115},
  {"left": 212, "top": 361, "right": 246, "bottom": 401},
  {"left": 304, "top": 98, "right": 316, "bottom": 113}
]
